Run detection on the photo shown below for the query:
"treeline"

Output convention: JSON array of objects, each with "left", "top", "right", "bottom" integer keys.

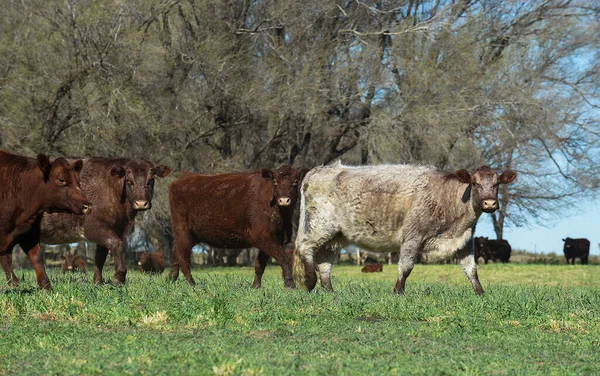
[{"left": 1, "top": 0, "right": 599, "bottom": 252}]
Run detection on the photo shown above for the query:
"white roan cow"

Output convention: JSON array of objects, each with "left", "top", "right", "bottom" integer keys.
[{"left": 292, "top": 162, "right": 516, "bottom": 295}]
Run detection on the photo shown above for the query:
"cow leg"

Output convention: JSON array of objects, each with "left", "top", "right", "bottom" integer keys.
[
  {"left": 94, "top": 246, "right": 109, "bottom": 284},
  {"left": 257, "top": 240, "right": 295, "bottom": 289},
  {"left": 316, "top": 246, "right": 338, "bottom": 291},
  {"left": 394, "top": 253, "right": 416, "bottom": 295},
  {"left": 0, "top": 253, "right": 19, "bottom": 287},
  {"left": 393, "top": 238, "right": 422, "bottom": 294},
  {"left": 108, "top": 238, "right": 127, "bottom": 284},
  {"left": 252, "top": 250, "right": 271, "bottom": 289},
  {"left": 457, "top": 247, "right": 484, "bottom": 295},
  {"left": 170, "top": 232, "right": 195, "bottom": 285},
  {"left": 20, "top": 243, "right": 51, "bottom": 290}
]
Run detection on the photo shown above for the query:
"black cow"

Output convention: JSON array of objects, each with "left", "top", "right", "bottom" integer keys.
[{"left": 562, "top": 238, "right": 590, "bottom": 265}]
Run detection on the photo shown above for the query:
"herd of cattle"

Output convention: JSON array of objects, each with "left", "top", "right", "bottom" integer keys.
[{"left": 0, "top": 149, "right": 592, "bottom": 295}]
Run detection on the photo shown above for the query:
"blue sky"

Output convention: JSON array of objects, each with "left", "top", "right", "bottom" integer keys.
[{"left": 476, "top": 203, "right": 600, "bottom": 256}]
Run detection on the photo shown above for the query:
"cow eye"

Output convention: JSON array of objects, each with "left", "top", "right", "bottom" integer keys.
[
  {"left": 58, "top": 177, "right": 65, "bottom": 184},
  {"left": 127, "top": 179, "right": 134, "bottom": 186},
  {"left": 292, "top": 180, "right": 298, "bottom": 185},
  {"left": 273, "top": 180, "right": 278, "bottom": 186}
]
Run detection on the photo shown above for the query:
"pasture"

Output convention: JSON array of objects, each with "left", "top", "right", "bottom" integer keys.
[{"left": 1, "top": 264, "right": 599, "bottom": 375}]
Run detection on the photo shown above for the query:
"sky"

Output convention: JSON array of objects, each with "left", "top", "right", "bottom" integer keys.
[{"left": 476, "top": 203, "right": 600, "bottom": 256}]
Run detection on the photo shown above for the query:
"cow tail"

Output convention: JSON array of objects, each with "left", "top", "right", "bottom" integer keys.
[{"left": 292, "top": 245, "right": 305, "bottom": 289}]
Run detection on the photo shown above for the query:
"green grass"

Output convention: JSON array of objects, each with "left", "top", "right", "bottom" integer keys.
[{"left": 1, "top": 264, "right": 600, "bottom": 375}]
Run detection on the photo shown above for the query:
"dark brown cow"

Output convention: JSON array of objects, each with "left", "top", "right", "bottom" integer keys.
[
  {"left": 36, "top": 157, "right": 170, "bottom": 285},
  {"left": 62, "top": 254, "right": 87, "bottom": 273},
  {"left": 474, "top": 237, "right": 512, "bottom": 263},
  {"left": 138, "top": 252, "right": 165, "bottom": 274},
  {"left": 168, "top": 165, "right": 308, "bottom": 288},
  {"left": 0, "top": 150, "right": 91, "bottom": 289},
  {"left": 562, "top": 237, "right": 590, "bottom": 265},
  {"left": 361, "top": 263, "right": 383, "bottom": 273}
]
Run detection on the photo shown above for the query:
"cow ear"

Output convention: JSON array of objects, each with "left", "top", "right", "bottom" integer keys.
[
  {"left": 72, "top": 160, "right": 84, "bottom": 173},
  {"left": 110, "top": 166, "right": 126, "bottom": 178},
  {"left": 298, "top": 167, "right": 309, "bottom": 182},
  {"left": 37, "top": 153, "right": 52, "bottom": 182},
  {"left": 455, "top": 169, "right": 471, "bottom": 184},
  {"left": 153, "top": 165, "right": 172, "bottom": 178},
  {"left": 499, "top": 170, "right": 517, "bottom": 184},
  {"left": 260, "top": 169, "right": 274, "bottom": 180}
]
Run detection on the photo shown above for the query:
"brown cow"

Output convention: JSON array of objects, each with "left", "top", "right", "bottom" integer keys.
[
  {"left": 562, "top": 237, "right": 590, "bottom": 265},
  {"left": 361, "top": 263, "right": 383, "bottom": 273},
  {"left": 168, "top": 165, "right": 308, "bottom": 288},
  {"left": 138, "top": 252, "right": 165, "bottom": 274},
  {"left": 0, "top": 150, "right": 91, "bottom": 289},
  {"left": 35, "top": 157, "right": 170, "bottom": 285},
  {"left": 62, "top": 254, "right": 87, "bottom": 273}
]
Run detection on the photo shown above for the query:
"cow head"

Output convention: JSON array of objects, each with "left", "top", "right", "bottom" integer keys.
[
  {"left": 110, "top": 159, "right": 172, "bottom": 212},
  {"left": 38, "top": 154, "right": 91, "bottom": 215},
  {"left": 62, "top": 254, "right": 84, "bottom": 272},
  {"left": 260, "top": 165, "right": 309, "bottom": 208},
  {"left": 455, "top": 166, "right": 516, "bottom": 213}
]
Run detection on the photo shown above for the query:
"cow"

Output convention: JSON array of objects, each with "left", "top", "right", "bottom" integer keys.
[
  {"left": 26, "top": 157, "right": 169, "bottom": 285},
  {"left": 62, "top": 254, "right": 87, "bottom": 273},
  {"left": 474, "top": 237, "right": 512, "bottom": 263},
  {"left": 562, "top": 237, "right": 590, "bottom": 265},
  {"left": 168, "top": 165, "right": 308, "bottom": 288},
  {"left": 293, "top": 162, "right": 516, "bottom": 295},
  {"left": 361, "top": 263, "right": 383, "bottom": 273},
  {"left": 138, "top": 252, "right": 165, "bottom": 274},
  {"left": 0, "top": 150, "right": 91, "bottom": 289}
]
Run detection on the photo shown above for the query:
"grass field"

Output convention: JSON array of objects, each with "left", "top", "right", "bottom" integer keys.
[{"left": 1, "top": 264, "right": 599, "bottom": 375}]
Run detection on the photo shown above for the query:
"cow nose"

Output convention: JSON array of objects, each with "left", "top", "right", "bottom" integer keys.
[
  {"left": 482, "top": 199, "right": 498, "bottom": 211},
  {"left": 277, "top": 197, "right": 291, "bottom": 207},
  {"left": 134, "top": 200, "right": 151, "bottom": 210},
  {"left": 82, "top": 204, "right": 92, "bottom": 215}
]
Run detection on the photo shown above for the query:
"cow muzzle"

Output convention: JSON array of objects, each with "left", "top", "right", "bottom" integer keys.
[
  {"left": 134, "top": 200, "right": 151, "bottom": 211},
  {"left": 482, "top": 199, "right": 498, "bottom": 213},
  {"left": 277, "top": 197, "right": 291, "bottom": 207}
]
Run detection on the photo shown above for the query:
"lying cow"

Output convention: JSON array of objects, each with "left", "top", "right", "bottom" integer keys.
[
  {"left": 62, "top": 254, "right": 87, "bottom": 273},
  {"left": 0, "top": 150, "right": 91, "bottom": 289},
  {"left": 293, "top": 162, "right": 516, "bottom": 295},
  {"left": 138, "top": 252, "right": 165, "bottom": 274},
  {"left": 562, "top": 237, "right": 589, "bottom": 265},
  {"left": 361, "top": 263, "right": 383, "bottom": 273},
  {"left": 168, "top": 165, "right": 308, "bottom": 288},
  {"left": 39, "top": 157, "right": 170, "bottom": 284},
  {"left": 474, "top": 237, "right": 511, "bottom": 263}
]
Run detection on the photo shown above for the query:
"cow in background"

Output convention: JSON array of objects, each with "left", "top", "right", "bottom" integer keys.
[
  {"left": 562, "top": 238, "right": 590, "bottom": 265},
  {"left": 38, "top": 157, "right": 171, "bottom": 285},
  {"left": 474, "top": 237, "right": 512, "bottom": 263},
  {"left": 62, "top": 254, "right": 87, "bottom": 273},
  {"left": 0, "top": 150, "right": 91, "bottom": 289},
  {"left": 138, "top": 252, "right": 165, "bottom": 274},
  {"left": 293, "top": 163, "right": 516, "bottom": 295},
  {"left": 168, "top": 165, "right": 308, "bottom": 288},
  {"left": 361, "top": 263, "right": 383, "bottom": 273}
]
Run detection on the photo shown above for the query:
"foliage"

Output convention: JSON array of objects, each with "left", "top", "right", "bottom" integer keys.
[
  {"left": 1, "top": 265, "right": 600, "bottom": 375},
  {"left": 1, "top": 0, "right": 599, "bottom": 239}
]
